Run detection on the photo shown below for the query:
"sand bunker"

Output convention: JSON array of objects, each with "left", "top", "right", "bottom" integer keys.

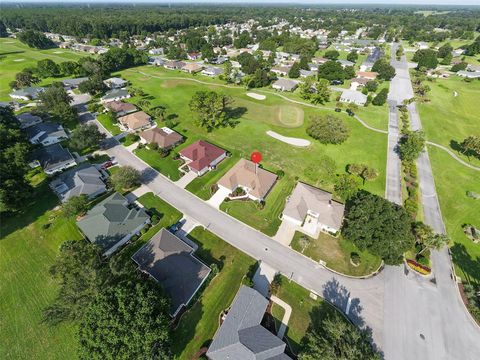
[
  {"left": 266, "top": 130, "right": 311, "bottom": 147},
  {"left": 13, "top": 59, "right": 25, "bottom": 62},
  {"left": 53, "top": 51, "right": 64, "bottom": 54},
  {"left": 246, "top": 92, "right": 266, "bottom": 100}
]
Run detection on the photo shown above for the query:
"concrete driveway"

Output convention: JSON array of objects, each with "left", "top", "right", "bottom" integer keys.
[
  {"left": 174, "top": 170, "right": 198, "bottom": 189},
  {"left": 273, "top": 219, "right": 297, "bottom": 246},
  {"left": 206, "top": 187, "right": 230, "bottom": 208}
]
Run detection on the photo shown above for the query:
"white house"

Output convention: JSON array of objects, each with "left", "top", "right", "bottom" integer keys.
[
  {"left": 25, "top": 122, "right": 68, "bottom": 146},
  {"left": 103, "top": 77, "right": 128, "bottom": 89},
  {"left": 100, "top": 89, "right": 131, "bottom": 103},
  {"left": 340, "top": 89, "right": 367, "bottom": 106},
  {"left": 272, "top": 78, "right": 299, "bottom": 92},
  {"left": 9, "top": 87, "right": 45, "bottom": 101}
]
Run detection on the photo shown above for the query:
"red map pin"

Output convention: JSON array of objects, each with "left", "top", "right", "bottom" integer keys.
[{"left": 250, "top": 151, "right": 262, "bottom": 164}]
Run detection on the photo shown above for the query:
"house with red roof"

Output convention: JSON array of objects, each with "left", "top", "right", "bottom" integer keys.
[{"left": 179, "top": 140, "right": 227, "bottom": 176}]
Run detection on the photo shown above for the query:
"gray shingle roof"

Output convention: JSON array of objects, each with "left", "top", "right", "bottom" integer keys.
[
  {"left": 25, "top": 122, "right": 68, "bottom": 143},
  {"left": 132, "top": 228, "right": 211, "bottom": 316},
  {"left": 77, "top": 192, "right": 149, "bottom": 255},
  {"left": 61, "top": 77, "right": 88, "bottom": 87},
  {"left": 50, "top": 163, "right": 106, "bottom": 202},
  {"left": 207, "top": 286, "right": 291, "bottom": 360},
  {"left": 10, "top": 86, "right": 45, "bottom": 99},
  {"left": 101, "top": 89, "right": 130, "bottom": 101},
  {"left": 31, "top": 144, "right": 76, "bottom": 173}
]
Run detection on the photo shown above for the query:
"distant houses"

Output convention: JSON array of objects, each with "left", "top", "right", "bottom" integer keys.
[
  {"left": 179, "top": 140, "right": 226, "bottom": 176},
  {"left": 182, "top": 62, "right": 203, "bottom": 74},
  {"left": 77, "top": 192, "right": 150, "bottom": 257},
  {"left": 201, "top": 66, "right": 224, "bottom": 77}
]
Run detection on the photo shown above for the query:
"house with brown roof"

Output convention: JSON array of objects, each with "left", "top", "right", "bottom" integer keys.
[
  {"left": 140, "top": 127, "right": 183, "bottom": 150},
  {"left": 118, "top": 111, "right": 151, "bottom": 132},
  {"left": 356, "top": 71, "right": 378, "bottom": 80},
  {"left": 282, "top": 182, "right": 345, "bottom": 235},
  {"left": 182, "top": 62, "right": 203, "bottom": 74},
  {"left": 271, "top": 65, "right": 291, "bottom": 77},
  {"left": 179, "top": 140, "right": 226, "bottom": 176},
  {"left": 218, "top": 159, "right": 277, "bottom": 201},
  {"left": 164, "top": 60, "right": 186, "bottom": 70},
  {"left": 104, "top": 101, "right": 137, "bottom": 116}
]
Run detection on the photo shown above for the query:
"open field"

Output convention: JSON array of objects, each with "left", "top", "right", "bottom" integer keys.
[
  {"left": 428, "top": 147, "right": 480, "bottom": 284},
  {"left": 0, "top": 38, "right": 90, "bottom": 100},
  {"left": 0, "top": 184, "right": 81, "bottom": 360},
  {"left": 290, "top": 231, "right": 382, "bottom": 277},
  {"left": 171, "top": 227, "right": 256, "bottom": 359},
  {"left": 417, "top": 76, "right": 480, "bottom": 168}
]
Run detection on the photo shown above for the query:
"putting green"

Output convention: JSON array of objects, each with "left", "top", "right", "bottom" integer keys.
[{"left": 275, "top": 105, "right": 304, "bottom": 127}]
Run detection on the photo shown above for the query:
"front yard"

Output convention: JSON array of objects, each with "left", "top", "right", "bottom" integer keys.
[
  {"left": 290, "top": 231, "right": 382, "bottom": 277},
  {"left": 171, "top": 227, "right": 256, "bottom": 359},
  {"left": 96, "top": 113, "right": 122, "bottom": 136},
  {"left": 134, "top": 147, "right": 182, "bottom": 181}
]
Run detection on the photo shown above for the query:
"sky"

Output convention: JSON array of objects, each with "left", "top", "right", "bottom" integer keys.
[{"left": 3, "top": 0, "right": 480, "bottom": 5}]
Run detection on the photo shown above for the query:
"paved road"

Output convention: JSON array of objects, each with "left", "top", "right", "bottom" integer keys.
[
  {"left": 382, "top": 43, "right": 480, "bottom": 360},
  {"left": 385, "top": 99, "right": 402, "bottom": 205}
]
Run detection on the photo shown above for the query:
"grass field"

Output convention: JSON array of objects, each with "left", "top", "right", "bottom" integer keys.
[
  {"left": 96, "top": 113, "right": 122, "bottom": 136},
  {"left": 134, "top": 147, "right": 182, "bottom": 181},
  {"left": 290, "top": 231, "right": 382, "bottom": 277},
  {"left": 428, "top": 147, "right": 480, "bottom": 284},
  {"left": 172, "top": 227, "right": 256, "bottom": 359},
  {"left": 0, "top": 184, "right": 81, "bottom": 360},
  {"left": 0, "top": 38, "right": 90, "bottom": 100},
  {"left": 119, "top": 66, "right": 387, "bottom": 234}
]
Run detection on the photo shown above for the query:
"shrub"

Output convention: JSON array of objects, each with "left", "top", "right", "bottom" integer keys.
[
  {"left": 276, "top": 169, "right": 285, "bottom": 178},
  {"left": 407, "top": 259, "right": 431, "bottom": 275},
  {"left": 466, "top": 191, "right": 480, "bottom": 200},
  {"left": 416, "top": 255, "right": 429, "bottom": 267},
  {"left": 149, "top": 142, "right": 159, "bottom": 150},
  {"left": 350, "top": 252, "right": 361, "bottom": 266},
  {"left": 151, "top": 215, "right": 160, "bottom": 225}
]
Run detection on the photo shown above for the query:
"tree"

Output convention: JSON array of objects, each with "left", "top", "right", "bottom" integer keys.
[
  {"left": 59, "top": 61, "right": 80, "bottom": 76},
  {"left": 450, "top": 62, "right": 468, "bottom": 72},
  {"left": 324, "top": 49, "right": 340, "bottom": 60},
  {"left": 310, "top": 79, "right": 331, "bottom": 104},
  {"left": 18, "top": 30, "right": 55, "bottom": 49},
  {"left": 201, "top": 43, "right": 215, "bottom": 61},
  {"left": 412, "top": 49, "right": 438, "bottom": 70},
  {"left": 62, "top": 195, "right": 89, "bottom": 218},
  {"left": 78, "top": 281, "right": 171, "bottom": 360},
  {"left": 365, "top": 80, "right": 378, "bottom": 93},
  {"left": 189, "top": 90, "right": 234, "bottom": 131},
  {"left": 110, "top": 166, "right": 141, "bottom": 191},
  {"left": 152, "top": 106, "right": 167, "bottom": 122},
  {"left": 12, "top": 70, "right": 40, "bottom": 88},
  {"left": 437, "top": 43, "right": 453, "bottom": 59},
  {"left": 334, "top": 174, "right": 360, "bottom": 201},
  {"left": 70, "top": 123, "right": 105, "bottom": 151},
  {"left": 78, "top": 74, "right": 106, "bottom": 95},
  {"left": 299, "top": 56, "right": 310, "bottom": 70},
  {"left": 460, "top": 135, "right": 480, "bottom": 158},
  {"left": 372, "top": 88, "right": 388, "bottom": 106},
  {"left": 371, "top": 59, "right": 395, "bottom": 80},
  {"left": 347, "top": 163, "right": 366, "bottom": 177},
  {"left": 342, "top": 190, "right": 415, "bottom": 265},
  {"left": 0, "top": 107, "right": 32, "bottom": 213},
  {"left": 138, "top": 99, "right": 151, "bottom": 110},
  {"left": 318, "top": 60, "right": 345, "bottom": 82},
  {"left": 399, "top": 130, "right": 425, "bottom": 161},
  {"left": 347, "top": 50, "right": 358, "bottom": 63},
  {"left": 362, "top": 166, "right": 378, "bottom": 184},
  {"left": 288, "top": 62, "right": 301, "bottom": 78},
  {"left": 39, "top": 84, "right": 78, "bottom": 126},
  {"left": 43, "top": 240, "right": 109, "bottom": 324},
  {"left": 300, "top": 310, "right": 381, "bottom": 360},
  {"left": 306, "top": 115, "right": 350, "bottom": 144},
  {"left": 36, "top": 59, "right": 60, "bottom": 78},
  {"left": 234, "top": 31, "right": 251, "bottom": 48},
  {"left": 413, "top": 222, "right": 450, "bottom": 255}
]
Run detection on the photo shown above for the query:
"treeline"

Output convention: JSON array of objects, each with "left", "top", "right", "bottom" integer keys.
[{"left": 1, "top": 5, "right": 478, "bottom": 41}]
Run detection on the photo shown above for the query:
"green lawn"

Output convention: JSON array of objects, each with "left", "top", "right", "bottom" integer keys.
[
  {"left": 0, "top": 38, "right": 90, "bottom": 100},
  {"left": 96, "top": 113, "right": 122, "bottom": 136},
  {"left": 428, "top": 147, "right": 480, "bottom": 284},
  {"left": 185, "top": 154, "right": 239, "bottom": 200},
  {"left": 220, "top": 176, "right": 294, "bottom": 236},
  {"left": 417, "top": 76, "right": 480, "bottom": 167},
  {"left": 134, "top": 147, "right": 182, "bottom": 181},
  {"left": 172, "top": 227, "right": 256, "bottom": 359},
  {"left": 0, "top": 184, "right": 82, "bottom": 360},
  {"left": 272, "top": 275, "right": 345, "bottom": 355},
  {"left": 290, "top": 231, "right": 382, "bottom": 277}
]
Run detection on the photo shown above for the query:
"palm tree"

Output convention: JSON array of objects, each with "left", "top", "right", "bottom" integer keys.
[
  {"left": 152, "top": 106, "right": 166, "bottom": 121},
  {"left": 137, "top": 99, "right": 151, "bottom": 110}
]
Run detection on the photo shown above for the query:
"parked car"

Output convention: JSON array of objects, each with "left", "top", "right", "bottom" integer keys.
[
  {"left": 169, "top": 219, "right": 186, "bottom": 233},
  {"left": 335, "top": 108, "right": 342, "bottom": 112},
  {"left": 330, "top": 80, "right": 344, "bottom": 85},
  {"left": 101, "top": 161, "right": 114, "bottom": 170},
  {"left": 346, "top": 109, "right": 355, "bottom": 116}
]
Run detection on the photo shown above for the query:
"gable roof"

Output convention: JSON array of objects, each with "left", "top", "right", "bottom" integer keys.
[
  {"left": 272, "top": 78, "right": 298, "bottom": 91},
  {"left": 61, "top": 77, "right": 88, "bottom": 87},
  {"left": 25, "top": 122, "right": 68, "bottom": 142},
  {"left": 10, "top": 86, "right": 45, "bottom": 99},
  {"left": 179, "top": 140, "right": 226, "bottom": 172},
  {"left": 50, "top": 163, "right": 106, "bottom": 202},
  {"left": 101, "top": 89, "right": 129, "bottom": 101},
  {"left": 140, "top": 127, "right": 183, "bottom": 149},
  {"left": 182, "top": 62, "right": 203, "bottom": 72},
  {"left": 207, "top": 286, "right": 291, "bottom": 360},
  {"left": 283, "top": 182, "right": 345, "bottom": 230},
  {"left": 104, "top": 101, "right": 137, "bottom": 114},
  {"left": 16, "top": 112, "right": 42, "bottom": 128},
  {"left": 31, "top": 144, "right": 76, "bottom": 172},
  {"left": 118, "top": 111, "right": 151, "bottom": 130},
  {"left": 131, "top": 228, "right": 211, "bottom": 316},
  {"left": 340, "top": 89, "right": 367, "bottom": 104},
  {"left": 77, "top": 192, "right": 149, "bottom": 255},
  {"left": 218, "top": 159, "right": 277, "bottom": 199}
]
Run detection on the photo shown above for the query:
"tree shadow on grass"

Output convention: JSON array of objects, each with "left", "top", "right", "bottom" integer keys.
[
  {"left": 223, "top": 106, "right": 247, "bottom": 129},
  {"left": 450, "top": 139, "right": 480, "bottom": 161},
  {"left": 451, "top": 242, "right": 480, "bottom": 285}
]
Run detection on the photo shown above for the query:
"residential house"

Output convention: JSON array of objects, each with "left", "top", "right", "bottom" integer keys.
[
  {"left": 271, "top": 65, "right": 291, "bottom": 77},
  {"left": 218, "top": 158, "right": 277, "bottom": 201},
  {"left": 182, "top": 62, "right": 203, "bottom": 74},
  {"left": 338, "top": 59, "right": 355, "bottom": 68},
  {"left": 16, "top": 112, "right": 42, "bottom": 129},
  {"left": 77, "top": 192, "right": 150, "bottom": 256},
  {"left": 103, "top": 77, "right": 128, "bottom": 89},
  {"left": 9, "top": 87, "right": 45, "bottom": 101},
  {"left": 282, "top": 182, "right": 345, "bottom": 235},
  {"left": 206, "top": 285, "right": 292, "bottom": 360},
  {"left": 300, "top": 69, "right": 315, "bottom": 78},
  {"left": 100, "top": 89, "right": 131, "bottom": 103},
  {"left": 308, "top": 63, "right": 319, "bottom": 71},
  {"left": 25, "top": 122, "right": 68, "bottom": 146},
  {"left": 416, "top": 42, "right": 429, "bottom": 50},
  {"left": 457, "top": 70, "right": 480, "bottom": 79},
  {"left": 272, "top": 78, "right": 299, "bottom": 92},
  {"left": 452, "top": 49, "right": 465, "bottom": 57},
  {"left": 103, "top": 101, "right": 137, "bottom": 116},
  {"left": 30, "top": 144, "right": 77, "bottom": 175},
  {"left": 311, "top": 57, "right": 328, "bottom": 65},
  {"left": 187, "top": 52, "right": 201, "bottom": 60},
  {"left": 49, "top": 163, "right": 107, "bottom": 202},
  {"left": 351, "top": 77, "right": 369, "bottom": 87},
  {"left": 140, "top": 127, "right": 183, "bottom": 150},
  {"left": 356, "top": 71, "right": 378, "bottom": 80},
  {"left": 132, "top": 228, "right": 211, "bottom": 317},
  {"left": 149, "top": 48, "right": 164, "bottom": 55},
  {"left": 164, "top": 60, "right": 186, "bottom": 70},
  {"left": 179, "top": 140, "right": 227, "bottom": 176},
  {"left": 340, "top": 89, "right": 367, "bottom": 106},
  {"left": 118, "top": 111, "right": 151, "bottom": 132},
  {"left": 61, "top": 77, "right": 88, "bottom": 89},
  {"left": 201, "top": 66, "right": 224, "bottom": 77}
]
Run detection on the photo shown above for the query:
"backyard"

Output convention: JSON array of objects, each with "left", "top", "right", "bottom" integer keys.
[
  {"left": 171, "top": 227, "right": 256, "bottom": 359},
  {"left": 0, "top": 38, "right": 90, "bottom": 100}
]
